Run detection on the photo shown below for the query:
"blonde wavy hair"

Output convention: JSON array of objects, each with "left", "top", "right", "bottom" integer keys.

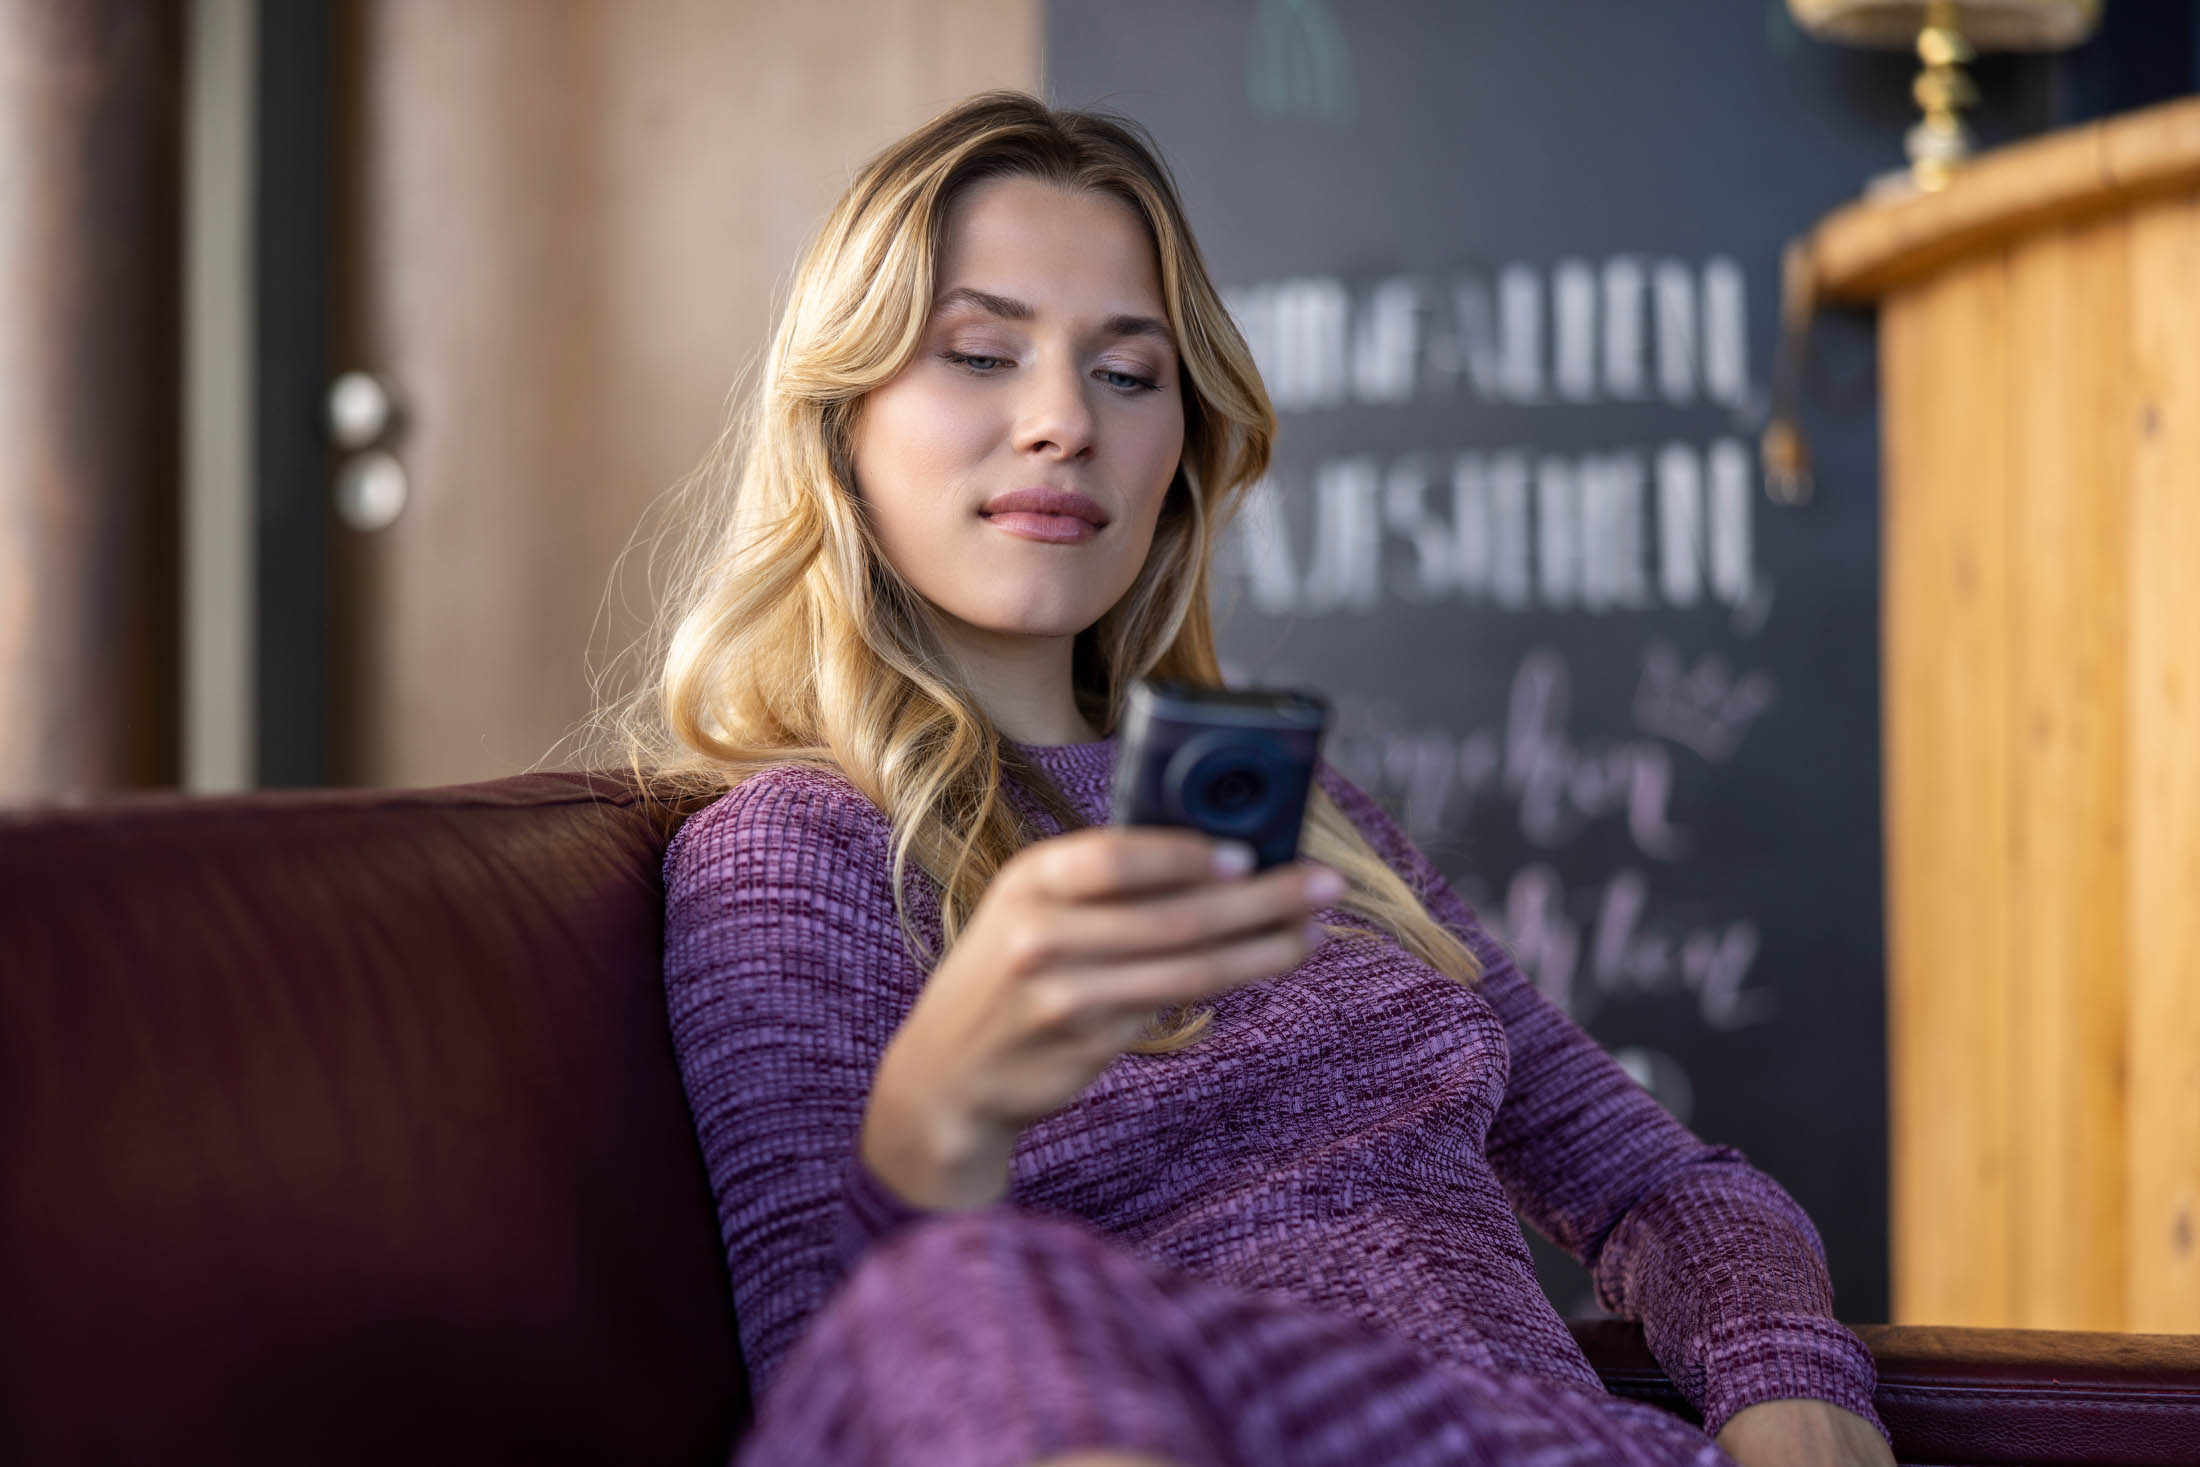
[{"left": 598, "top": 91, "right": 1479, "bottom": 1050}]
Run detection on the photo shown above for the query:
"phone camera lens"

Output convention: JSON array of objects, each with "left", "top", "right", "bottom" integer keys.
[
  {"left": 1206, "top": 766, "right": 1267, "bottom": 813},
  {"left": 1165, "top": 732, "right": 1285, "bottom": 837}
]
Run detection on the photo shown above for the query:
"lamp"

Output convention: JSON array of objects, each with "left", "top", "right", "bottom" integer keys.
[{"left": 1787, "top": 0, "right": 2102, "bottom": 192}]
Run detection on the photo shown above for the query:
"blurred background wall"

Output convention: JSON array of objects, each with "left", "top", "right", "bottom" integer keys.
[
  {"left": 259, "top": 0, "right": 1034, "bottom": 790},
  {"left": 3, "top": 0, "right": 1036, "bottom": 800},
  {"left": 0, "top": 0, "right": 182, "bottom": 793},
  {"left": 318, "top": 0, "right": 1037, "bottom": 789}
]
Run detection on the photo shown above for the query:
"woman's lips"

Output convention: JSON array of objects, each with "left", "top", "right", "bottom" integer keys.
[{"left": 982, "top": 511, "right": 1099, "bottom": 544}]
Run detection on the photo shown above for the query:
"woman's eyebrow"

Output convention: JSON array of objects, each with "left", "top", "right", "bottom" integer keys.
[
  {"left": 934, "top": 286, "right": 1176, "bottom": 350},
  {"left": 935, "top": 286, "right": 1032, "bottom": 321},
  {"left": 1099, "top": 312, "right": 1176, "bottom": 350}
]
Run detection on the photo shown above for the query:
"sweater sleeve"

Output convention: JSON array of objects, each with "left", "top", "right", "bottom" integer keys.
[
  {"left": 1314, "top": 764, "right": 1886, "bottom": 1441},
  {"left": 660, "top": 767, "right": 942, "bottom": 1396}
]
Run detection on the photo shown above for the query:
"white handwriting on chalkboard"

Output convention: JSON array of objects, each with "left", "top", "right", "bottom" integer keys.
[
  {"left": 1212, "top": 259, "right": 1787, "bottom": 1039},
  {"left": 1504, "top": 650, "right": 1689, "bottom": 858},
  {"left": 1631, "top": 640, "right": 1777, "bottom": 763},
  {"left": 1224, "top": 258, "right": 1750, "bottom": 413},
  {"left": 1221, "top": 440, "right": 1759, "bottom": 618},
  {"left": 1332, "top": 646, "right": 1756, "bottom": 861},
  {"left": 1315, "top": 644, "right": 1780, "bottom": 1029},
  {"left": 1504, "top": 863, "right": 1772, "bottom": 1031}
]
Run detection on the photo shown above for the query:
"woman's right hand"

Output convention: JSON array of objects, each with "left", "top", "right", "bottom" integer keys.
[{"left": 859, "top": 826, "right": 1343, "bottom": 1211}]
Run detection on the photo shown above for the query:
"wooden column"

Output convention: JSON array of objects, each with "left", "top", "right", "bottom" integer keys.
[
  {"left": 0, "top": 0, "right": 183, "bottom": 797},
  {"left": 1807, "top": 97, "right": 2200, "bottom": 1331}
]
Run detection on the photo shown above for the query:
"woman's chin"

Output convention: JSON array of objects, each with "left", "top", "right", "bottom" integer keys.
[{"left": 939, "top": 603, "right": 1110, "bottom": 644}]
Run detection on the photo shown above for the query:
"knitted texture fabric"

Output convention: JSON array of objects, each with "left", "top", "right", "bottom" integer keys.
[{"left": 662, "top": 735, "right": 1884, "bottom": 1460}]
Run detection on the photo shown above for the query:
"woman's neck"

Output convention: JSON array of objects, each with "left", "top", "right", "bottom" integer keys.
[{"left": 934, "top": 620, "right": 1099, "bottom": 746}]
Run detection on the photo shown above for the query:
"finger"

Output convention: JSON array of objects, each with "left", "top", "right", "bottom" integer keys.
[
  {"left": 1045, "top": 861, "right": 1341, "bottom": 962},
  {"left": 1053, "top": 919, "right": 1323, "bottom": 1016},
  {"left": 1022, "top": 825, "right": 1252, "bottom": 902}
]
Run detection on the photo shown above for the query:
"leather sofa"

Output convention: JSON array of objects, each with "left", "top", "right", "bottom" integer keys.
[{"left": 5, "top": 773, "right": 2196, "bottom": 1465}]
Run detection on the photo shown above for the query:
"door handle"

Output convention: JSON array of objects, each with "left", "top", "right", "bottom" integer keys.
[{"left": 327, "top": 371, "right": 407, "bottom": 531}]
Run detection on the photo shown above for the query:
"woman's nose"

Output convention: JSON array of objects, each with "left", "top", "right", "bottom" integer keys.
[{"left": 1010, "top": 356, "right": 1097, "bottom": 460}]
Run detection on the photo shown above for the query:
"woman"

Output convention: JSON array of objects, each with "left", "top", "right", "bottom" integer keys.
[{"left": 622, "top": 91, "right": 1893, "bottom": 1467}]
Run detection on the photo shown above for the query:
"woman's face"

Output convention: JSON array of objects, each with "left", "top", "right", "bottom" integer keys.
[{"left": 848, "top": 175, "right": 1186, "bottom": 653}]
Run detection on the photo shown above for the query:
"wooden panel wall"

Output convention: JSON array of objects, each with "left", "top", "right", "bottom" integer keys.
[
  {"left": 0, "top": 0, "right": 182, "bottom": 797},
  {"left": 2006, "top": 210, "right": 2130, "bottom": 1331},
  {"left": 1884, "top": 245, "right": 2015, "bottom": 1327},
  {"left": 2126, "top": 191, "right": 2200, "bottom": 1331},
  {"left": 1883, "top": 188, "right": 2200, "bottom": 1330}
]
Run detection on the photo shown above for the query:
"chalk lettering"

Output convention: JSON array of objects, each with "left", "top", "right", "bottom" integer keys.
[
  {"left": 1631, "top": 640, "right": 1777, "bottom": 763},
  {"left": 1224, "top": 255, "right": 1751, "bottom": 410},
  {"left": 1505, "top": 863, "right": 1773, "bottom": 1031},
  {"left": 1223, "top": 440, "right": 1758, "bottom": 618},
  {"left": 1504, "top": 650, "right": 1689, "bottom": 858}
]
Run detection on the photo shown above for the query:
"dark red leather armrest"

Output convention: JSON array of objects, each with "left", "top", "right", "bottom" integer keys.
[{"left": 1571, "top": 1318, "right": 2200, "bottom": 1465}]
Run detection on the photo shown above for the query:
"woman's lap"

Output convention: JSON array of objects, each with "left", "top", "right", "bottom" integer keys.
[{"left": 735, "top": 1209, "right": 1733, "bottom": 1467}]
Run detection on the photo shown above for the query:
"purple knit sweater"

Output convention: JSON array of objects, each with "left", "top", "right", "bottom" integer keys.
[{"left": 661, "top": 735, "right": 1883, "bottom": 1442}]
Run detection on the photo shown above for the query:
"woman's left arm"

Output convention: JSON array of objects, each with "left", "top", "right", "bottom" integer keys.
[
  {"left": 1475, "top": 941, "right": 1889, "bottom": 1453},
  {"left": 1314, "top": 767, "right": 1891, "bottom": 1457}
]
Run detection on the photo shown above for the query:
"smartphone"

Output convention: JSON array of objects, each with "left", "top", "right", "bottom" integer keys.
[{"left": 1109, "top": 679, "right": 1331, "bottom": 870}]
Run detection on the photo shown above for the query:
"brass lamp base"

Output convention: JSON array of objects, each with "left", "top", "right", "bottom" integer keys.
[
  {"left": 1907, "top": 0, "right": 1977, "bottom": 192},
  {"left": 1787, "top": 0, "right": 2102, "bottom": 193}
]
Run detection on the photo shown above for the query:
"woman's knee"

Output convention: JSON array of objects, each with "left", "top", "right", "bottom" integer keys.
[
  {"left": 871, "top": 1205, "right": 1105, "bottom": 1269},
  {"left": 843, "top": 1206, "right": 1130, "bottom": 1310}
]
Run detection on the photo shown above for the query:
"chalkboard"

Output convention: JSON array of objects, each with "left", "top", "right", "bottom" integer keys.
[{"left": 1046, "top": 0, "right": 2071, "bottom": 1321}]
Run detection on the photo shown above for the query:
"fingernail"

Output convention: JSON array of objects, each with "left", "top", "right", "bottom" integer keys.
[
  {"left": 1306, "top": 867, "right": 1346, "bottom": 903},
  {"left": 1212, "top": 842, "right": 1256, "bottom": 877}
]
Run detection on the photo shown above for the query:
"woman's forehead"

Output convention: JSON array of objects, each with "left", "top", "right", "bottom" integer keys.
[{"left": 934, "top": 176, "right": 1166, "bottom": 321}]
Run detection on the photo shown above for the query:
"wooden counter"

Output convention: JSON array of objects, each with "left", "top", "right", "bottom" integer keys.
[{"left": 1802, "top": 97, "right": 2200, "bottom": 1332}]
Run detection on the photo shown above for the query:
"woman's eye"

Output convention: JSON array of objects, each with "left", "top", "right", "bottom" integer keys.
[
  {"left": 941, "top": 350, "right": 1007, "bottom": 373},
  {"left": 1098, "top": 367, "right": 1162, "bottom": 392}
]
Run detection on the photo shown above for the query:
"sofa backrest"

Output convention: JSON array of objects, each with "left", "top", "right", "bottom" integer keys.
[{"left": 1, "top": 774, "right": 745, "bottom": 1466}]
